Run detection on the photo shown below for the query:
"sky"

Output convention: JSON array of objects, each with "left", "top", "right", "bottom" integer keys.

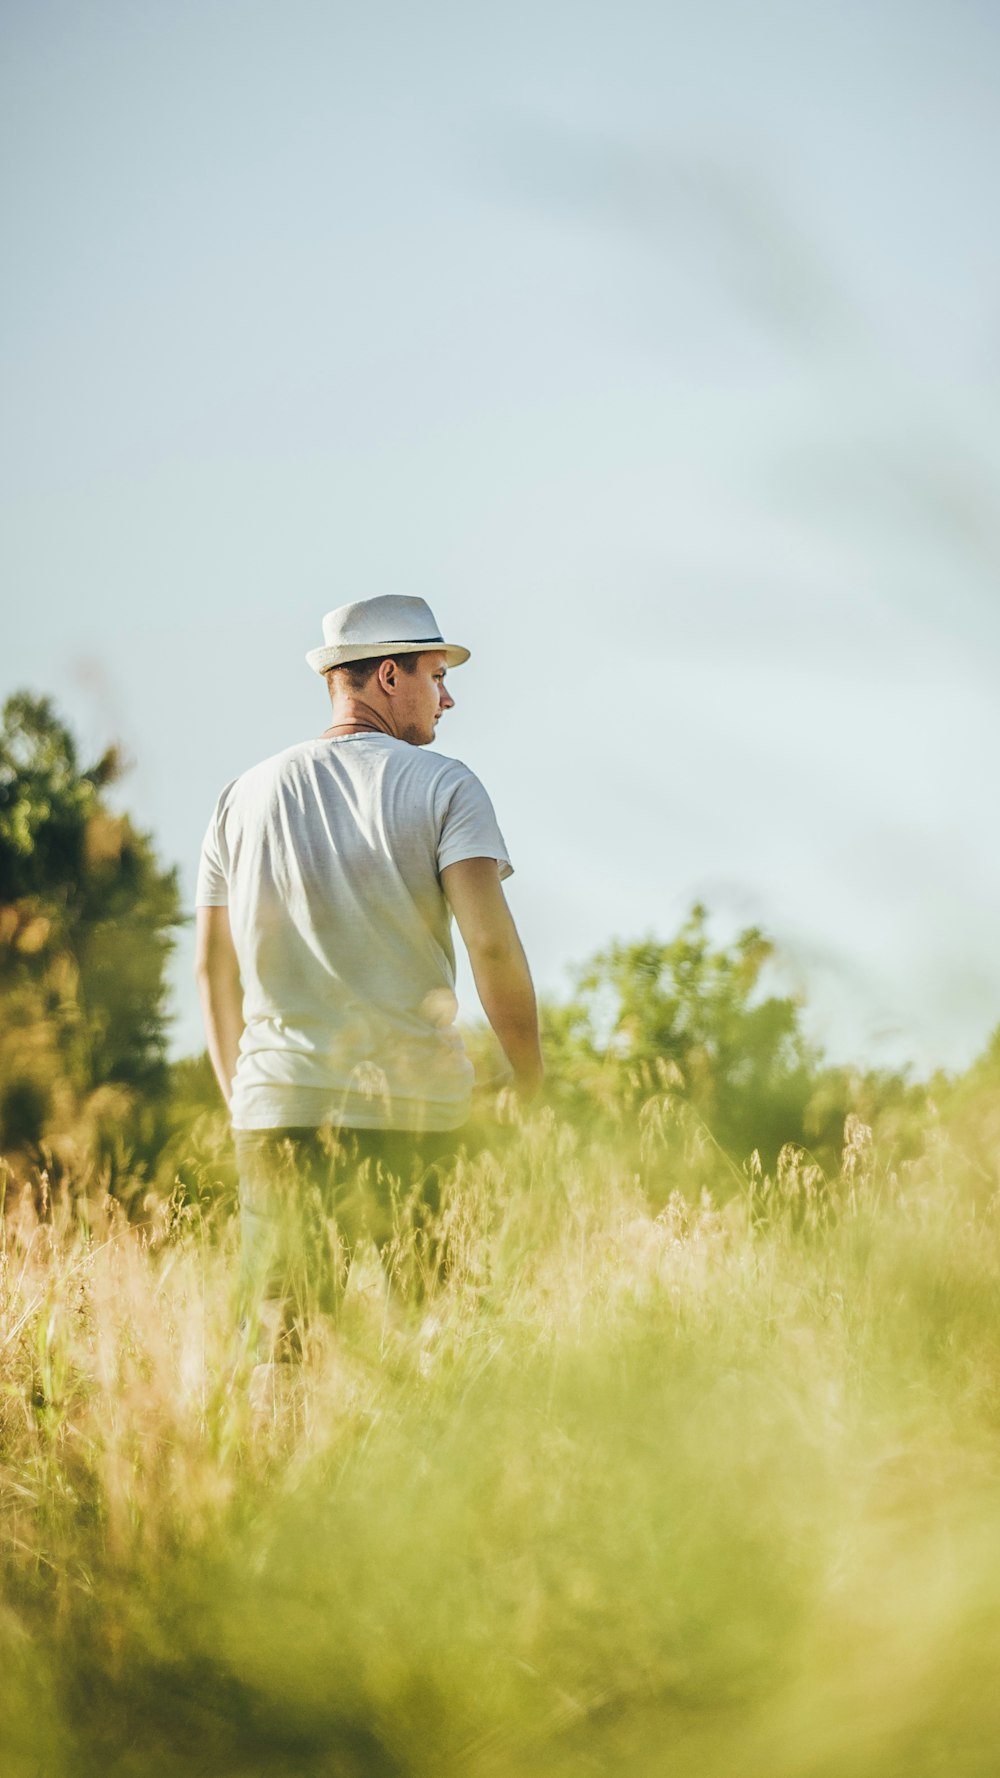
[{"left": 2, "top": 0, "right": 999, "bottom": 1073}]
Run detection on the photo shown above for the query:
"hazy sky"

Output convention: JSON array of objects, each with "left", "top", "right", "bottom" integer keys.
[{"left": 3, "top": 0, "right": 999, "bottom": 1071}]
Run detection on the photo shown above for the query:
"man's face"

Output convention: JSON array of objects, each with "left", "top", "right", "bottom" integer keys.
[{"left": 390, "top": 650, "right": 455, "bottom": 746}]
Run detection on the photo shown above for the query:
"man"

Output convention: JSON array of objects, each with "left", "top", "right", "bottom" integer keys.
[{"left": 195, "top": 594, "right": 542, "bottom": 1355}]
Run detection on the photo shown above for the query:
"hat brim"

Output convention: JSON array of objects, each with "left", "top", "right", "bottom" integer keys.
[{"left": 306, "top": 640, "right": 470, "bottom": 675}]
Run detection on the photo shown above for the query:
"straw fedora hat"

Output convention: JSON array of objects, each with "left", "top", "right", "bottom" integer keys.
[{"left": 306, "top": 595, "right": 470, "bottom": 675}]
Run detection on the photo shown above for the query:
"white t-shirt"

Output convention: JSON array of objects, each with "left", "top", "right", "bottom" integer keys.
[{"left": 196, "top": 733, "right": 512, "bottom": 1132}]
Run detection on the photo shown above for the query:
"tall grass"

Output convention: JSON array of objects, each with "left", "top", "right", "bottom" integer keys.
[{"left": 2, "top": 1093, "right": 1000, "bottom": 1776}]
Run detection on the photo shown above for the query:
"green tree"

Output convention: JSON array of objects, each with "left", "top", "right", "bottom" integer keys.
[
  {"left": 542, "top": 904, "right": 824, "bottom": 1165},
  {"left": 0, "top": 692, "right": 181, "bottom": 1172}
]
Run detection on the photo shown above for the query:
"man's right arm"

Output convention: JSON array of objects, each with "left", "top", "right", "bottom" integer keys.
[
  {"left": 194, "top": 905, "right": 244, "bottom": 1109},
  {"left": 441, "top": 857, "right": 544, "bottom": 1101}
]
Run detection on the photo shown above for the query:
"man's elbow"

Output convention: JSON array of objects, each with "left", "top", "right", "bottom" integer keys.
[
  {"left": 467, "top": 933, "right": 520, "bottom": 971},
  {"left": 194, "top": 950, "right": 240, "bottom": 988}
]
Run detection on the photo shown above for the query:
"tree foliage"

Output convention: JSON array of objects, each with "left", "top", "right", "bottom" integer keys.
[{"left": 0, "top": 693, "right": 181, "bottom": 1169}]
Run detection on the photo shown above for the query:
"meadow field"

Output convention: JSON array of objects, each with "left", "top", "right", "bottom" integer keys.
[{"left": 3, "top": 1083, "right": 1000, "bottom": 1778}]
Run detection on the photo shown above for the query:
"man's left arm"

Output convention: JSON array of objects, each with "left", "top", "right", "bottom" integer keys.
[
  {"left": 194, "top": 905, "right": 244, "bottom": 1109},
  {"left": 441, "top": 857, "right": 543, "bottom": 1101}
]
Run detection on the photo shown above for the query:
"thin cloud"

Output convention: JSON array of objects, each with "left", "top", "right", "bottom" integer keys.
[{"left": 482, "top": 115, "right": 867, "bottom": 352}]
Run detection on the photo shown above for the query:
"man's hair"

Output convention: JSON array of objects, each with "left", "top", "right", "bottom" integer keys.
[{"left": 327, "top": 654, "right": 421, "bottom": 694}]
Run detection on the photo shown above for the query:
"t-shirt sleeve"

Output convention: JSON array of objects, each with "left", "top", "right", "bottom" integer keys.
[
  {"left": 437, "top": 770, "right": 514, "bottom": 881},
  {"left": 195, "top": 806, "right": 230, "bottom": 907}
]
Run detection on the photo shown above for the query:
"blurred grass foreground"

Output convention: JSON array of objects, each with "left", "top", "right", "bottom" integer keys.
[
  {"left": 4, "top": 1096, "right": 1000, "bottom": 1778},
  {"left": 4, "top": 692, "right": 1000, "bottom": 1776}
]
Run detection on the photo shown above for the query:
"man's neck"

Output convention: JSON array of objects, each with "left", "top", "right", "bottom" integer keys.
[{"left": 323, "top": 694, "right": 400, "bottom": 740}]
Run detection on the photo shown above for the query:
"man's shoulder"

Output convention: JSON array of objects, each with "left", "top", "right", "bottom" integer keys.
[
  {"left": 414, "top": 748, "right": 501, "bottom": 812},
  {"left": 210, "top": 740, "right": 320, "bottom": 812},
  {"left": 244, "top": 738, "right": 321, "bottom": 780},
  {"left": 401, "top": 742, "right": 479, "bottom": 783}
]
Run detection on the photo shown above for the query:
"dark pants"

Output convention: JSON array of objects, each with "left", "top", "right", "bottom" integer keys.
[{"left": 234, "top": 1124, "right": 465, "bottom": 1359}]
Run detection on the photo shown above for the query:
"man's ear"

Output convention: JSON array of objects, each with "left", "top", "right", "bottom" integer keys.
[{"left": 377, "top": 659, "right": 399, "bottom": 695}]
